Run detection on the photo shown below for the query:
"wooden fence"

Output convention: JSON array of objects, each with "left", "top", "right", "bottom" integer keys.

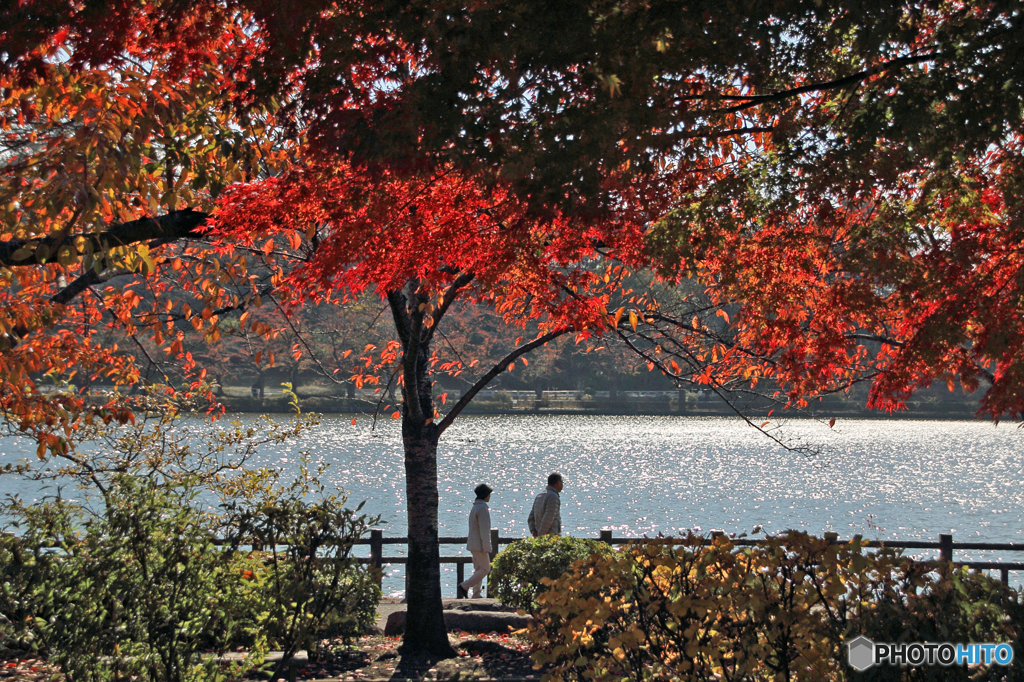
[{"left": 358, "top": 530, "right": 1024, "bottom": 595}]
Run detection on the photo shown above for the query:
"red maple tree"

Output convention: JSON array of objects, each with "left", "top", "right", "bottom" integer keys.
[
  {"left": 3, "top": 0, "right": 1024, "bottom": 659},
  {"left": 208, "top": 158, "right": 651, "bottom": 653}
]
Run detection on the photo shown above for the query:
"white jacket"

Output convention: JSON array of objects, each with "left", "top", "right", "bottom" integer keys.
[{"left": 467, "top": 499, "right": 492, "bottom": 553}]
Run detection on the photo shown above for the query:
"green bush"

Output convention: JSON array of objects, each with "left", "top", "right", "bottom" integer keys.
[
  {"left": 0, "top": 398, "right": 381, "bottom": 681},
  {"left": 490, "top": 535, "right": 614, "bottom": 611},
  {"left": 1, "top": 479, "right": 381, "bottom": 682},
  {"left": 529, "top": 532, "right": 1024, "bottom": 682},
  {"left": 226, "top": 488, "right": 379, "bottom": 679},
  {"left": 1, "top": 477, "right": 266, "bottom": 682}
]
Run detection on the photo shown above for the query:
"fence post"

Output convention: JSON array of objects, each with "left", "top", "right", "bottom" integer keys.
[
  {"left": 600, "top": 529, "right": 613, "bottom": 545},
  {"left": 457, "top": 561, "right": 465, "bottom": 592},
  {"left": 824, "top": 532, "right": 838, "bottom": 544},
  {"left": 1001, "top": 568, "right": 1009, "bottom": 585},
  {"left": 370, "top": 529, "right": 383, "bottom": 589},
  {"left": 939, "top": 534, "right": 953, "bottom": 563}
]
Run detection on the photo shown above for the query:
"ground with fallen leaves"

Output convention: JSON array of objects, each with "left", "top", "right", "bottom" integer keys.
[
  {"left": 1, "top": 631, "right": 544, "bottom": 681},
  {"left": 302, "top": 632, "right": 543, "bottom": 681}
]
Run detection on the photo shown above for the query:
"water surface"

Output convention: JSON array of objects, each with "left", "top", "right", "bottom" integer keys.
[{"left": 3, "top": 414, "right": 1021, "bottom": 596}]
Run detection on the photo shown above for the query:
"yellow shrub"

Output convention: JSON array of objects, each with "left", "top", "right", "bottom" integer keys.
[{"left": 528, "top": 532, "right": 1024, "bottom": 682}]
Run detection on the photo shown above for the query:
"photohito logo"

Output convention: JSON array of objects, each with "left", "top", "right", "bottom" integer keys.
[{"left": 847, "top": 636, "right": 1014, "bottom": 671}]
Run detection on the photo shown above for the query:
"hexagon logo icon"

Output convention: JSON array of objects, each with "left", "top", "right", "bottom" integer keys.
[{"left": 847, "top": 636, "right": 876, "bottom": 671}]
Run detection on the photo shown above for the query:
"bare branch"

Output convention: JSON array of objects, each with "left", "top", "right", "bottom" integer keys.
[{"left": 436, "top": 327, "right": 572, "bottom": 436}]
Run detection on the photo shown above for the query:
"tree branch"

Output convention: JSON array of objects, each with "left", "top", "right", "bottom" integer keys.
[
  {"left": 0, "top": 209, "right": 209, "bottom": 267},
  {"left": 703, "top": 52, "right": 940, "bottom": 116},
  {"left": 387, "top": 288, "right": 413, "bottom": 348},
  {"left": 436, "top": 327, "right": 572, "bottom": 436},
  {"left": 423, "top": 271, "right": 474, "bottom": 345}
]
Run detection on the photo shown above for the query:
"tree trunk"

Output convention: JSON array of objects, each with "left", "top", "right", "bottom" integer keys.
[
  {"left": 389, "top": 282, "right": 457, "bottom": 658},
  {"left": 400, "top": 419, "right": 453, "bottom": 657}
]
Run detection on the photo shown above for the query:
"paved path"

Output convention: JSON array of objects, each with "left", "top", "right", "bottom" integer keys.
[{"left": 374, "top": 597, "right": 406, "bottom": 633}]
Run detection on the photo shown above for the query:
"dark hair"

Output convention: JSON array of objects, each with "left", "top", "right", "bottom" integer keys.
[
  {"left": 474, "top": 484, "right": 493, "bottom": 499},
  {"left": 547, "top": 472, "right": 563, "bottom": 486}
]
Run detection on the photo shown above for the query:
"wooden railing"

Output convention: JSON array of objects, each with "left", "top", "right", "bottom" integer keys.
[{"left": 357, "top": 530, "right": 1024, "bottom": 594}]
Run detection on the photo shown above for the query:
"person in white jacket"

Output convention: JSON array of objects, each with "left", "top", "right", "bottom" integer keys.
[{"left": 458, "top": 483, "right": 493, "bottom": 599}]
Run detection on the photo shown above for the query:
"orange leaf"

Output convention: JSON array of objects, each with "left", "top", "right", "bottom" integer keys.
[
  {"left": 392, "top": 411, "right": 401, "bottom": 420},
  {"left": 829, "top": 418, "right": 836, "bottom": 428},
  {"left": 761, "top": 421, "right": 770, "bottom": 428}
]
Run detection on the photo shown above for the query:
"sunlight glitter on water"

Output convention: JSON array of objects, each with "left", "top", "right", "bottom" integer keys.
[{"left": 3, "top": 414, "right": 1022, "bottom": 597}]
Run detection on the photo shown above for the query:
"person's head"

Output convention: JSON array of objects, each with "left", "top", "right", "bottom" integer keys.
[
  {"left": 474, "top": 483, "right": 493, "bottom": 501},
  {"left": 547, "top": 472, "right": 563, "bottom": 492}
]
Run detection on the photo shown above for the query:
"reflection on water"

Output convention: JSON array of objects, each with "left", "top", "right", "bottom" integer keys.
[{"left": 2, "top": 414, "right": 1022, "bottom": 596}]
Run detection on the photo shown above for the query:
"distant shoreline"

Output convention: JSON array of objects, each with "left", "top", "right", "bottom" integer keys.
[{"left": 209, "top": 394, "right": 982, "bottom": 421}]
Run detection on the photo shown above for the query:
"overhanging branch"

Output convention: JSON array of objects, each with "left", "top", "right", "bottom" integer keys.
[
  {"left": 436, "top": 327, "right": 572, "bottom": 436},
  {"left": 0, "top": 209, "right": 209, "bottom": 268}
]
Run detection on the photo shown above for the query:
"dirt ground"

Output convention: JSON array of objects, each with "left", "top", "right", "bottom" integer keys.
[
  {"left": 1, "top": 634, "right": 542, "bottom": 682},
  {"left": 0, "top": 599, "right": 546, "bottom": 682},
  {"left": 283, "top": 631, "right": 542, "bottom": 681}
]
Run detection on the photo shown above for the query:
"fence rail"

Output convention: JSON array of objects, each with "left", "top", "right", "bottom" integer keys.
[
  {"left": 9, "top": 528, "right": 1021, "bottom": 593},
  {"left": 357, "top": 530, "right": 1024, "bottom": 594}
]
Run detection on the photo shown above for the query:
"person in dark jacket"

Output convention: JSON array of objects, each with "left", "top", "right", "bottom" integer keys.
[{"left": 528, "top": 472, "right": 562, "bottom": 537}]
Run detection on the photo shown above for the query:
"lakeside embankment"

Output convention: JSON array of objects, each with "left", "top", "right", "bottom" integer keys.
[{"left": 212, "top": 387, "right": 981, "bottom": 419}]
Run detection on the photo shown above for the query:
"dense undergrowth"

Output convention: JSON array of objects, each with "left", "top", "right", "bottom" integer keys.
[{"left": 522, "top": 533, "right": 1024, "bottom": 681}]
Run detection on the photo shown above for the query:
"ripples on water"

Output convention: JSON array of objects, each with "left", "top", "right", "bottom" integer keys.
[{"left": 2, "top": 414, "right": 1022, "bottom": 596}]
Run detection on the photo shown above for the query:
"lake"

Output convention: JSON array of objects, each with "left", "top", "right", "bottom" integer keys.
[{"left": 2, "top": 414, "right": 1022, "bottom": 597}]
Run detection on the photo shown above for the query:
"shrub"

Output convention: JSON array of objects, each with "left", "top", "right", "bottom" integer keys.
[
  {"left": 1, "top": 477, "right": 266, "bottom": 682},
  {"left": 226, "top": 488, "right": 380, "bottom": 679},
  {"left": 529, "top": 532, "right": 1024, "bottom": 681},
  {"left": 489, "top": 535, "right": 613, "bottom": 611},
  {"left": 0, "top": 397, "right": 381, "bottom": 681}
]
